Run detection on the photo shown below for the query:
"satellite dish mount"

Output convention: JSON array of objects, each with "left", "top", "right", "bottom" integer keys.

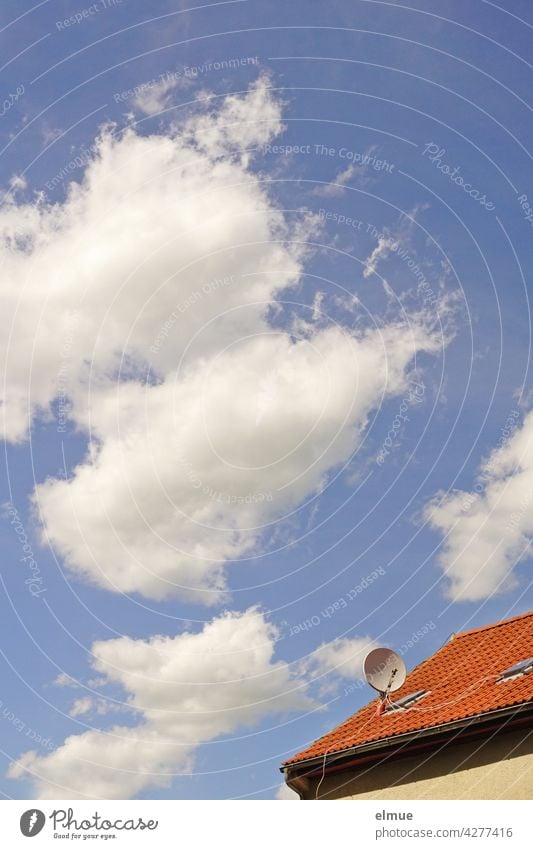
[{"left": 363, "top": 647, "right": 407, "bottom": 717}]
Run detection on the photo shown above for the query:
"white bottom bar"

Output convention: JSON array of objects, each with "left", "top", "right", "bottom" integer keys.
[{"left": 1, "top": 799, "right": 531, "bottom": 848}]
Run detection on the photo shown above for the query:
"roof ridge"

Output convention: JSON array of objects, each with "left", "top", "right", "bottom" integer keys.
[{"left": 454, "top": 610, "right": 533, "bottom": 639}]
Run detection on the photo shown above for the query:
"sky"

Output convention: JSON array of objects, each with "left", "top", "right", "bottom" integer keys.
[{"left": 0, "top": 0, "right": 532, "bottom": 801}]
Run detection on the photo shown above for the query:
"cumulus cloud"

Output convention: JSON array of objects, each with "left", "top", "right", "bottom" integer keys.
[
  {"left": 3, "top": 76, "right": 446, "bottom": 602},
  {"left": 8, "top": 612, "right": 377, "bottom": 799},
  {"left": 303, "top": 636, "right": 377, "bottom": 680},
  {"left": 425, "top": 410, "right": 533, "bottom": 600},
  {"left": 184, "top": 77, "right": 284, "bottom": 161},
  {"left": 0, "top": 75, "right": 289, "bottom": 443},
  {"left": 299, "top": 636, "right": 377, "bottom": 696},
  {"left": 8, "top": 609, "right": 313, "bottom": 799},
  {"left": 34, "top": 320, "right": 441, "bottom": 601}
]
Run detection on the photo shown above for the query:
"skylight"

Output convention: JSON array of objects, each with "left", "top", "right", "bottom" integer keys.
[
  {"left": 497, "top": 658, "right": 533, "bottom": 682},
  {"left": 384, "top": 690, "right": 428, "bottom": 713}
]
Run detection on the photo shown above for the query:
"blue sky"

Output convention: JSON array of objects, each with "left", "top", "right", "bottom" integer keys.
[{"left": 0, "top": 0, "right": 532, "bottom": 800}]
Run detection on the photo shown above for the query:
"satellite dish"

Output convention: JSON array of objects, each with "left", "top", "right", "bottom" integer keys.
[{"left": 364, "top": 647, "right": 406, "bottom": 694}]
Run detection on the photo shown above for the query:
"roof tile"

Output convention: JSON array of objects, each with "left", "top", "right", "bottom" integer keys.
[{"left": 284, "top": 611, "right": 533, "bottom": 766}]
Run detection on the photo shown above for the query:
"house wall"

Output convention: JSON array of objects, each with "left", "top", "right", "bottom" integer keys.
[{"left": 294, "top": 728, "right": 533, "bottom": 800}]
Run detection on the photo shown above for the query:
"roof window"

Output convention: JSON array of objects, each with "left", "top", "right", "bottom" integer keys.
[
  {"left": 497, "top": 658, "right": 533, "bottom": 683},
  {"left": 384, "top": 689, "right": 428, "bottom": 713}
]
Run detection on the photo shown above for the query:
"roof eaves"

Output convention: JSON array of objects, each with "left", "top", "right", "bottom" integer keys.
[{"left": 282, "top": 701, "right": 533, "bottom": 772}]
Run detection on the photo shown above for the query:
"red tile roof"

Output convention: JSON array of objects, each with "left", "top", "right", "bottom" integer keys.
[{"left": 284, "top": 611, "right": 533, "bottom": 767}]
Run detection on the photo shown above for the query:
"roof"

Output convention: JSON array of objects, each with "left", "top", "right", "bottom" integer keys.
[{"left": 284, "top": 611, "right": 533, "bottom": 768}]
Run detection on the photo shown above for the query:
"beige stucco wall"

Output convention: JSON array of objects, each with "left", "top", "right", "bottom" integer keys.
[{"left": 297, "top": 728, "right": 533, "bottom": 800}]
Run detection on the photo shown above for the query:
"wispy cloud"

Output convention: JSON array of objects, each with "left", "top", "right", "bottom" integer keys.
[
  {"left": 313, "top": 163, "right": 358, "bottom": 197},
  {"left": 363, "top": 236, "right": 400, "bottom": 278},
  {"left": 133, "top": 73, "right": 191, "bottom": 116},
  {"left": 313, "top": 145, "right": 382, "bottom": 197}
]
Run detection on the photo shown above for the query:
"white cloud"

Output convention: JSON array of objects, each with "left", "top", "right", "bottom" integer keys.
[
  {"left": 363, "top": 236, "right": 399, "bottom": 278},
  {"left": 184, "top": 76, "right": 284, "bottom": 162},
  {"left": 425, "top": 410, "right": 533, "bottom": 600},
  {"left": 8, "top": 608, "right": 313, "bottom": 799},
  {"left": 313, "top": 164, "right": 357, "bottom": 198},
  {"left": 53, "top": 673, "right": 80, "bottom": 688},
  {"left": 303, "top": 636, "right": 377, "bottom": 680},
  {"left": 299, "top": 636, "right": 377, "bottom": 696},
  {"left": 68, "top": 697, "right": 93, "bottom": 718},
  {"left": 34, "top": 320, "right": 441, "bottom": 602},
  {"left": 8, "top": 610, "right": 377, "bottom": 800},
  {"left": 362, "top": 205, "right": 430, "bottom": 281},
  {"left": 8, "top": 174, "right": 27, "bottom": 193},
  {"left": 133, "top": 75, "right": 189, "bottom": 116},
  {"left": 3, "top": 78, "right": 446, "bottom": 602},
  {"left": 313, "top": 145, "right": 382, "bottom": 197},
  {"left": 0, "top": 75, "right": 290, "bottom": 443}
]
